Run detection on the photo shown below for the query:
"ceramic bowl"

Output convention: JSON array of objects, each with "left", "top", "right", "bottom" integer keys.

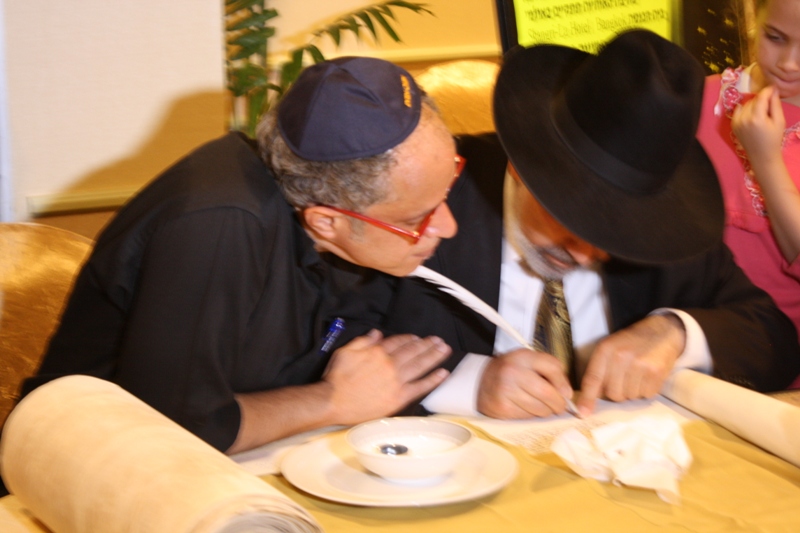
[{"left": 346, "top": 417, "right": 472, "bottom": 483}]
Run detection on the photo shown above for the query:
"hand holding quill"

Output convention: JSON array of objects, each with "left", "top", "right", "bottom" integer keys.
[{"left": 409, "top": 265, "right": 581, "bottom": 417}]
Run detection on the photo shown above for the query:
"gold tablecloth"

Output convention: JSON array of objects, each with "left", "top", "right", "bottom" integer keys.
[{"left": 2, "top": 419, "right": 800, "bottom": 533}]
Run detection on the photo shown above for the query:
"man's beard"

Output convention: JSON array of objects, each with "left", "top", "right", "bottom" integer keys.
[
  {"left": 503, "top": 171, "right": 583, "bottom": 280},
  {"left": 507, "top": 221, "right": 578, "bottom": 280}
]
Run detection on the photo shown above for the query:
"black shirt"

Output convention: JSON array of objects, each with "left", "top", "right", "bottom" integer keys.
[{"left": 23, "top": 133, "right": 393, "bottom": 451}]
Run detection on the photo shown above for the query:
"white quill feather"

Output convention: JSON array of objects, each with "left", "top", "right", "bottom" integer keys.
[
  {"left": 409, "top": 265, "right": 532, "bottom": 349},
  {"left": 408, "top": 265, "right": 581, "bottom": 417}
]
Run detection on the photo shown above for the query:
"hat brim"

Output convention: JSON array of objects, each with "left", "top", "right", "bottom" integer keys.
[{"left": 493, "top": 45, "right": 724, "bottom": 264}]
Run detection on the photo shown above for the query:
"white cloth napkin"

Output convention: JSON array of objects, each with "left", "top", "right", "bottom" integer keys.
[
  {"left": 0, "top": 375, "right": 323, "bottom": 533},
  {"left": 551, "top": 415, "right": 692, "bottom": 504}
]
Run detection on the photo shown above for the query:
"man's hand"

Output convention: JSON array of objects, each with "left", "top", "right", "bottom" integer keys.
[
  {"left": 229, "top": 331, "right": 450, "bottom": 454},
  {"left": 477, "top": 348, "right": 573, "bottom": 419},
  {"left": 577, "top": 314, "right": 685, "bottom": 416},
  {"left": 323, "top": 330, "right": 451, "bottom": 425}
]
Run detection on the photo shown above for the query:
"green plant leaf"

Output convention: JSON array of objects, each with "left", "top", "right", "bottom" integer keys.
[
  {"left": 226, "top": 9, "right": 278, "bottom": 31},
  {"left": 355, "top": 12, "right": 377, "bottom": 39},
  {"left": 225, "top": 0, "right": 435, "bottom": 136},
  {"left": 385, "top": 1, "right": 433, "bottom": 15},
  {"left": 327, "top": 24, "right": 342, "bottom": 46},
  {"left": 227, "top": 27, "right": 275, "bottom": 59},
  {"left": 342, "top": 16, "right": 360, "bottom": 38},
  {"left": 228, "top": 27, "right": 275, "bottom": 48},
  {"left": 305, "top": 44, "right": 326, "bottom": 64},
  {"left": 228, "top": 44, "right": 263, "bottom": 61},
  {"left": 281, "top": 48, "right": 306, "bottom": 88},
  {"left": 366, "top": 8, "right": 400, "bottom": 42},
  {"left": 247, "top": 85, "right": 268, "bottom": 137},
  {"left": 228, "top": 44, "right": 265, "bottom": 61},
  {"left": 228, "top": 63, "right": 268, "bottom": 96},
  {"left": 377, "top": 5, "right": 396, "bottom": 20},
  {"left": 315, "top": 2, "right": 433, "bottom": 48},
  {"left": 225, "top": 0, "right": 265, "bottom": 16}
]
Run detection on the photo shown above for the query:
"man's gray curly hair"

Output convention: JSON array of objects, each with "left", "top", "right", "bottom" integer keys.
[{"left": 257, "top": 95, "right": 440, "bottom": 212}]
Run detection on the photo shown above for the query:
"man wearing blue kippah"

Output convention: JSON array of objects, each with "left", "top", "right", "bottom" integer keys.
[{"left": 20, "top": 57, "right": 460, "bottom": 454}]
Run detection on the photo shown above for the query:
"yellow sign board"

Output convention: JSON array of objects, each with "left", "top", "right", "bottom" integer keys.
[{"left": 513, "top": 0, "right": 673, "bottom": 53}]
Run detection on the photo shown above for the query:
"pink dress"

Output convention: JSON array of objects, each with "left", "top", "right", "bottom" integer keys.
[{"left": 697, "top": 68, "right": 800, "bottom": 388}]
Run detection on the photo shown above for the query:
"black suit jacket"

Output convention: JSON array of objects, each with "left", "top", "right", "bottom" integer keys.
[{"left": 387, "top": 134, "right": 800, "bottom": 392}]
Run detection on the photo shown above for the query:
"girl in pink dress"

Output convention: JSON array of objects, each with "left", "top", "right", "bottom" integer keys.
[{"left": 697, "top": 0, "right": 800, "bottom": 387}]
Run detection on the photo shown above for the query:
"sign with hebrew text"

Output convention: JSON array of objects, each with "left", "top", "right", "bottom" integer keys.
[{"left": 512, "top": 0, "right": 673, "bottom": 53}]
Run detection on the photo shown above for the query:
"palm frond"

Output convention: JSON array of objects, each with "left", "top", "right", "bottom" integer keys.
[
  {"left": 226, "top": 9, "right": 278, "bottom": 32},
  {"left": 225, "top": 1, "right": 433, "bottom": 136},
  {"left": 225, "top": 0, "right": 266, "bottom": 16},
  {"left": 315, "top": 2, "right": 432, "bottom": 47}
]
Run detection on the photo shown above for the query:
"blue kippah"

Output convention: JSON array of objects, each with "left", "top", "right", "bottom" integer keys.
[{"left": 277, "top": 57, "right": 422, "bottom": 162}]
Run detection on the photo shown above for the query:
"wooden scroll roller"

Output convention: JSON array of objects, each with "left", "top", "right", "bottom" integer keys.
[{"left": 663, "top": 369, "right": 800, "bottom": 468}]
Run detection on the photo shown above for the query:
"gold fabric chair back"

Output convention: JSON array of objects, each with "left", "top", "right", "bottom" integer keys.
[
  {"left": 0, "top": 223, "right": 93, "bottom": 426},
  {"left": 415, "top": 59, "right": 500, "bottom": 135}
]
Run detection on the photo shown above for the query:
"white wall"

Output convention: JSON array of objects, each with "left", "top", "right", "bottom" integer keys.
[
  {"left": 0, "top": 1, "right": 12, "bottom": 221},
  {"left": 4, "top": 1, "right": 499, "bottom": 220},
  {"left": 5, "top": 1, "right": 226, "bottom": 220}
]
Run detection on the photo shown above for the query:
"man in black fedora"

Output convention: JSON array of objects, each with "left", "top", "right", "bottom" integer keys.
[
  {"left": 19, "top": 57, "right": 460, "bottom": 455},
  {"left": 388, "top": 30, "right": 800, "bottom": 419}
]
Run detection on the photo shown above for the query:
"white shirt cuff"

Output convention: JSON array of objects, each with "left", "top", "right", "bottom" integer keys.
[
  {"left": 421, "top": 353, "right": 491, "bottom": 417},
  {"left": 651, "top": 308, "right": 713, "bottom": 374}
]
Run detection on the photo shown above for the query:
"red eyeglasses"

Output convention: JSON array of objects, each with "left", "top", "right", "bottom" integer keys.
[{"left": 323, "top": 155, "right": 466, "bottom": 243}]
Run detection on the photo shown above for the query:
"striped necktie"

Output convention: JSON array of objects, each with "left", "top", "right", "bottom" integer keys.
[{"left": 533, "top": 279, "right": 576, "bottom": 385}]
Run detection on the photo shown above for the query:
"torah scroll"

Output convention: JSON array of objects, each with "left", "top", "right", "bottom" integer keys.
[
  {"left": 0, "top": 375, "right": 323, "bottom": 533},
  {"left": 662, "top": 369, "right": 800, "bottom": 468}
]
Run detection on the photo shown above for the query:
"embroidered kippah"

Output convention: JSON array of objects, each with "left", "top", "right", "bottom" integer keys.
[{"left": 278, "top": 57, "right": 422, "bottom": 162}]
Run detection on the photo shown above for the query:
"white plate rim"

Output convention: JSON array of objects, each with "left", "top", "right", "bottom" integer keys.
[{"left": 280, "top": 432, "right": 518, "bottom": 507}]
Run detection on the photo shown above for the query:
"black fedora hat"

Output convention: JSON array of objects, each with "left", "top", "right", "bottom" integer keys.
[{"left": 493, "top": 30, "right": 724, "bottom": 264}]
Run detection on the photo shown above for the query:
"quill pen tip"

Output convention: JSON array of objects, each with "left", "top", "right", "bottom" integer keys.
[{"left": 566, "top": 398, "right": 582, "bottom": 419}]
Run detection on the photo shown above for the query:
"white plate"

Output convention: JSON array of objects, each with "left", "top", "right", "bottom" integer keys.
[{"left": 281, "top": 432, "right": 518, "bottom": 507}]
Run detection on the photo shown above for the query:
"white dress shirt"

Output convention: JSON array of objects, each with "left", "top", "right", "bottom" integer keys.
[{"left": 422, "top": 175, "right": 712, "bottom": 416}]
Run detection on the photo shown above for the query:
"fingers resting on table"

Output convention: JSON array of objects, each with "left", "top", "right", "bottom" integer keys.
[{"left": 577, "top": 314, "right": 685, "bottom": 416}]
